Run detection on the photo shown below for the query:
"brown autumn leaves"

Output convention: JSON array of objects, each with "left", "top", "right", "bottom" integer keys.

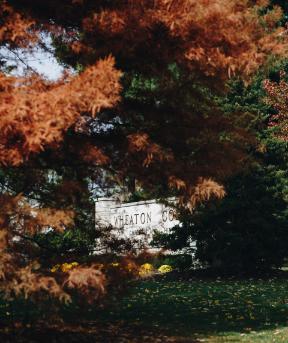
[{"left": 0, "top": 0, "right": 288, "bottom": 303}]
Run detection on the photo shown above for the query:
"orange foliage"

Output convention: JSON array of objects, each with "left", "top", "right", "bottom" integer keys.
[
  {"left": 187, "top": 178, "right": 226, "bottom": 209},
  {"left": 0, "top": 2, "right": 123, "bottom": 304},
  {"left": 127, "top": 133, "right": 173, "bottom": 167},
  {"left": 6, "top": 266, "right": 71, "bottom": 303},
  {"left": 63, "top": 265, "right": 106, "bottom": 304},
  {"left": 0, "top": 56, "right": 121, "bottom": 166},
  {"left": 0, "top": 1, "right": 38, "bottom": 48},
  {"left": 79, "top": 0, "right": 288, "bottom": 83},
  {"left": 0, "top": 194, "right": 74, "bottom": 234},
  {"left": 169, "top": 176, "right": 225, "bottom": 209},
  {"left": 77, "top": 143, "right": 110, "bottom": 166},
  {"left": 0, "top": 194, "right": 75, "bottom": 301}
]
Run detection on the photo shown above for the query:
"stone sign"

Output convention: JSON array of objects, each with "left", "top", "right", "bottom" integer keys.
[{"left": 95, "top": 197, "right": 180, "bottom": 247}]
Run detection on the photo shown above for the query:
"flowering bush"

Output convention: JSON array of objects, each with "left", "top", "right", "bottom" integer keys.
[
  {"left": 106, "top": 260, "right": 138, "bottom": 278},
  {"left": 51, "top": 262, "right": 79, "bottom": 273},
  {"left": 139, "top": 263, "right": 154, "bottom": 277},
  {"left": 158, "top": 264, "right": 173, "bottom": 273},
  {"left": 50, "top": 264, "right": 61, "bottom": 273}
]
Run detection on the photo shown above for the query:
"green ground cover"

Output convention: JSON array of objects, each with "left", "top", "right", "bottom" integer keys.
[
  {"left": 93, "top": 276, "right": 288, "bottom": 342},
  {"left": 2, "top": 275, "right": 288, "bottom": 342}
]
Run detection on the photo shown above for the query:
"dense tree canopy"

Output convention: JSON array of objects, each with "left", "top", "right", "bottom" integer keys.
[
  {"left": 0, "top": 0, "right": 288, "bottom": 302},
  {"left": 152, "top": 62, "right": 288, "bottom": 272},
  {"left": 5, "top": 0, "right": 288, "bottom": 203}
]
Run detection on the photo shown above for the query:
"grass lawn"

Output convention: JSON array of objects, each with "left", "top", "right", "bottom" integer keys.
[
  {"left": 91, "top": 275, "right": 288, "bottom": 342},
  {"left": 2, "top": 274, "right": 288, "bottom": 342}
]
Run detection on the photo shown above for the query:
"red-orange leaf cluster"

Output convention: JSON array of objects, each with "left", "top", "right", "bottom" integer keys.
[
  {"left": 0, "top": 56, "right": 121, "bottom": 165},
  {"left": 264, "top": 74, "right": 288, "bottom": 140}
]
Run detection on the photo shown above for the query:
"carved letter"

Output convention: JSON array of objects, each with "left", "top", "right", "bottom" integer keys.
[
  {"left": 147, "top": 212, "right": 152, "bottom": 223},
  {"left": 134, "top": 213, "right": 139, "bottom": 224},
  {"left": 129, "top": 215, "right": 134, "bottom": 225},
  {"left": 125, "top": 215, "right": 129, "bottom": 225},
  {"left": 119, "top": 216, "right": 124, "bottom": 227},
  {"left": 169, "top": 209, "right": 174, "bottom": 221},
  {"left": 162, "top": 210, "right": 167, "bottom": 222},
  {"left": 140, "top": 213, "right": 145, "bottom": 224}
]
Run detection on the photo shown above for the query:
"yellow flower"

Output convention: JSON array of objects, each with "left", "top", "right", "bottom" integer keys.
[
  {"left": 50, "top": 264, "right": 60, "bottom": 273},
  {"left": 51, "top": 262, "right": 79, "bottom": 273},
  {"left": 61, "top": 263, "right": 71, "bottom": 272},
  {"left": 60, "top": 261, "right": 79, "bottom": 273},
  {"left": 158, "top": 264, "right": 173, "bottom": 273},
  {"left": 141, "top": 263, "right": 154, "bottom": 270},
  {"left": 139, "top": 263, "right": 154, "bottom": 276}
]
